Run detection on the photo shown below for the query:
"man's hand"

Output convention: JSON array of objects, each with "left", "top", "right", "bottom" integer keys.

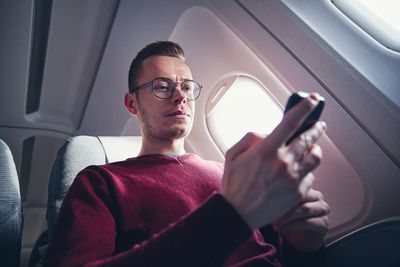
[
  {"left": 273, "top": 188, "right": 330, "bottom": 252},
  {"left": 220, "top": 93, "right": 327, "bottom": 230}
]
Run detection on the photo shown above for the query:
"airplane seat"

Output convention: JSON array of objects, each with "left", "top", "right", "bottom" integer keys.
[
  {"left": 29, "top": 135, "right": 142, "bottom": 267},
  {"left": 326, "top": 217, "right": 400, "bottom": 267},
  {"left": 0, "top": 139, "right": 23, "bottom": 267}
]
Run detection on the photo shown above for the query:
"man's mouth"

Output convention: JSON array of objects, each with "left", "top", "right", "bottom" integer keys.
[{"left": 167, "top": 110, "right": 190, "bottom": 117}]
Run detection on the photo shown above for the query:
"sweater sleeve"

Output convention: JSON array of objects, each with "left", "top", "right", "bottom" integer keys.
[
  {"left": 259, "top": 225, "right": 326, "bottom": 267},
  {"left": 44, "top": 168, "right": 252, "bottom": 267}
]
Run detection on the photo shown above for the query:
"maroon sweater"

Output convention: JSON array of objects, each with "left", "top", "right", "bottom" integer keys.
[{"left": 44, "top": 153, "right": 325, "bottom": 267}]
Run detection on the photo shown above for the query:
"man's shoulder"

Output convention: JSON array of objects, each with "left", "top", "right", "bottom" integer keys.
[
  {"left": 74, "top": 160, "right": 131, "bottom": 182},
  {"left": 68, "top": 161, "right": 141, "bottom": 196}
]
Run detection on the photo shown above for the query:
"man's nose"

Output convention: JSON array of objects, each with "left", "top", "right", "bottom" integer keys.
[{"left": 172, "top": 84, "right": 187, "bottom": 103}]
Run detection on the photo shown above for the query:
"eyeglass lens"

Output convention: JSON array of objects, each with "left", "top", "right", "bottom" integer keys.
[{"left": 152, "top": 78, "right": 200, "bottom": 100}]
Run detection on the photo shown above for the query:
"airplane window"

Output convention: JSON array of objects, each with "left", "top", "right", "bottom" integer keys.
[
  {"left": 206, "top": 75, "right": 283, "bottom": 153},
  {"left": 332, "top": 0, "right": 400, "bottom": 52}
]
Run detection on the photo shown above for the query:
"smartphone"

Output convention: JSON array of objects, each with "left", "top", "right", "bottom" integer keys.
[{"left": 284, "top": 92, "right": 325, "bottom": 145}]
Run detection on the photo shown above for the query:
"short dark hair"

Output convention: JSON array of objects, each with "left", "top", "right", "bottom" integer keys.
[{"left": 128, "top": 41, "right": 185, "bottom": 92}]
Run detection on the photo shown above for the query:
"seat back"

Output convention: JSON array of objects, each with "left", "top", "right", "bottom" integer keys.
[
  {"left": 46, "top": 135, "right": 106, "bottom": 239},
  {"left": 326, "top": 217, "right": 400, "bottom": 267},
  {"left": 47, "top": 135, "right": 141, "bottom": 239},
  {"left": 0, "top": 139, "right": 23, "bottom": 267},
  {"left": 30, "top": 135, "right": 141, "bottom": 266}
]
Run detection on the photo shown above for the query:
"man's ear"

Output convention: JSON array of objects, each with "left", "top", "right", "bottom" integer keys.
[{"left": 124, "top": 92, "right": 138, "bottom": 115}]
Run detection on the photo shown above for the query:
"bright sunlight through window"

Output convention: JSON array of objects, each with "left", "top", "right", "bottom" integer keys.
[
  {"left": 206, "top": 76, "right": 283, "bottom": 153},
  {"left": 333, "top": 0, "right": 400, "bottom": 52}
]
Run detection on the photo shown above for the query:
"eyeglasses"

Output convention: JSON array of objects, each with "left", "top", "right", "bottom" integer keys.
[{"left": 130, "top": 77, "right": 202, "bottom": 101}]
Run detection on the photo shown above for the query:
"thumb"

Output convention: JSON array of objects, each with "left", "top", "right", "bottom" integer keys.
[{"left": 225, "top": 132, "right": 265, "bottom": 162}]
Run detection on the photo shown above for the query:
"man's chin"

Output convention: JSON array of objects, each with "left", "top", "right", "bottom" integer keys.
[
  {"left": 167, "top": 125, "right": 191, "bottom": 139},
  {"left": 172, "top": 128, "right": 190, "bottom": 139}
]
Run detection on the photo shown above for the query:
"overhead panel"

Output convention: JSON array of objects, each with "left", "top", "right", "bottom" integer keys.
[
  {"left": 26, "top": 0, "right": 53, "bottom": 115},
  {"left": 25, "top": 0, "right": 120, "bottom": 133},
  {"left": 0, "top": 1, "right": 34, "bottom": 126}
]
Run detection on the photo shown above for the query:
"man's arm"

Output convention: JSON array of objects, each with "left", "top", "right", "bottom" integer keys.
[
  {"left": 259, "top": 187, "right": 329, "bottom": 267},
  {"left": 220, "top": 94, "right": 326, "bottom": 229},
  {"left": 220, "top": 94, "right": 329, "bottom": 262},
  {"left": 274, "top": 188, "right": 329, "bottom": 252},
  {"left": 44, "top": 168, "right": 252, "bottom": 267}
]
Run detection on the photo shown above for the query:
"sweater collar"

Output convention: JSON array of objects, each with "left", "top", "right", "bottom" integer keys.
[{"left": 130, "top": 153, "right": 195, "bottom": 162}]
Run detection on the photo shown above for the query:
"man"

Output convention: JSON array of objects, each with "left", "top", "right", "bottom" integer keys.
[{"left": 45, "top": 41, "right": 329, "bottom": 266}]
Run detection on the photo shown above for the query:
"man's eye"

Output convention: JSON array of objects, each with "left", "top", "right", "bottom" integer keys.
[
  {"left": 183, "top": 84, "right": 193, "bottom": 92},
  {"left": 155, "top": 84, "right": 170, "bottom": 91}
]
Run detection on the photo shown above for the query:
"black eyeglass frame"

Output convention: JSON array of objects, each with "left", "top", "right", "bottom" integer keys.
[{"left": 130, "top": 77, "right": 202, "bottom": 101}]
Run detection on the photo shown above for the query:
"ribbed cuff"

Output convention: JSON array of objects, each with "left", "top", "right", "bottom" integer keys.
[
  {"left": 185, "top": 192, "right": 253, "bottom": 265},
  {"left": 282, "top": 240, "right": 326, "bottom": 267}
]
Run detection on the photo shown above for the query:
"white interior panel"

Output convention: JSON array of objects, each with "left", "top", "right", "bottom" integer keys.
[
  {"left": 212, "top": 0, "right": 400, "bottom": 238},
  {"left": 169, "top": 6, "right": 292, "bottom": 162},
  {"left": 238, "top": 0, "right": 400, "bottom": 169},
  {"left": 168, "top": 6, "right": 371, "bottom": 239}
]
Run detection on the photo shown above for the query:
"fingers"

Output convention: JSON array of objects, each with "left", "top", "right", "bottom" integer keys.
[
  {"left": 286, "top": 121, "right": 326, "bottom": 162},
  {"left": 280, "top": 122, "right": 325, "bottom": 197},
  {"left": 304, "top": 188, "right": 324, "bottom": 202},
  {"left": 265, "top": 96, "right": 320, "bottom": 151},
  {"left": 296, "top": 145, "right": 323, "bottom": 177},
  {"left": 273, "top": 189, "right": 330, "bottom": 231},
  {"left": 297, "top": 173, "right": 315, "bottom": 199},
  {"left": 225, "top": 132, "right": 265, "bottom": 161}
]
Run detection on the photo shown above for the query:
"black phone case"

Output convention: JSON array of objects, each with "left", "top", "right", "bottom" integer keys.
[{"left": 284, "top": 92, "right": 325, "bottom": 145}]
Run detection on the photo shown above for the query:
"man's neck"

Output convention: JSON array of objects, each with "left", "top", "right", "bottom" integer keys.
[{"left": 138, "top": 137, "right": 186, "bottom": 157}]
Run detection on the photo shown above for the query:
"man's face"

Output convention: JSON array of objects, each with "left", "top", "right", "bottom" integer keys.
[{"left": 130, "top": 55, "right": 195, "bottom": 141}]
